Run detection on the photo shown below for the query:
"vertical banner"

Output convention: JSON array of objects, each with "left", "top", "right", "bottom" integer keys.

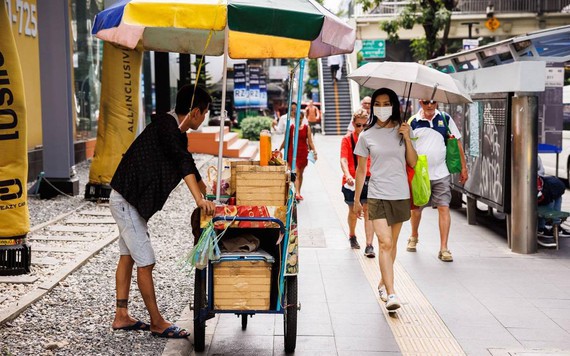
[
  {"left": 249, "top": 65, "right": 260, "bottom": 109},
  {"left": 259, "top": 73, "right": 267, "bottom": 109},
  {"left": 233, "top": 63, "right": 248, "bottom": 109},
  {"left": 0, "top": 0, "right": 29, "bottom": 238},
  {"left": 88, "top": 43, "right": 142, "bottom": 185}
]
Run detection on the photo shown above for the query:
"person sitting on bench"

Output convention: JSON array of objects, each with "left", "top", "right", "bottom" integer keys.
[{"left": 537, "top": 156, "right": 570, "bottom": 245}]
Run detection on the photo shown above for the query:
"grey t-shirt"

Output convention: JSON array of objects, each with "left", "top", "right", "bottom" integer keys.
[{"left": 354, "top": 124, "right": 410, "bottom": 200}]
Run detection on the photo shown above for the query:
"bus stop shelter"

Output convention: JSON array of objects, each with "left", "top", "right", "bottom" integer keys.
[{"left": 426, "top": 25, "right": 570, "bottom": 254}]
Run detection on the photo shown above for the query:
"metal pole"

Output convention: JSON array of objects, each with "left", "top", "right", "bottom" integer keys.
[
  {"left": 510, "top": 95, "right": 538, "bottom": 254},
  {"left": 291, "top": 60, "right": 306, "bottom": 174},
  {"left": 215, "top": 26, "right": 229, "bottom": 201}
]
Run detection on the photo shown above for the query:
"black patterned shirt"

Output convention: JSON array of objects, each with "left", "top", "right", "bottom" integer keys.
[{"left": 110, "top": 112, "right": 202, "bottom": 221}]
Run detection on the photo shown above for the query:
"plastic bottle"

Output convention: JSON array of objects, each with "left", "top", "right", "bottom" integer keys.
[{"left": 259, "top": 130, "right": 271, "bottom": 166}]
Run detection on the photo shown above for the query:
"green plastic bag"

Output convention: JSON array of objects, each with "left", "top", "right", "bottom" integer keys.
[
  {"left": 443, "top": 114, "right": 462, "bottom": 174},
  {"left": 446, "top": 137, "right": 462, "bottom": 174},
  {"left": 411, "top": 155, "right": 431, "bottom": 207}
]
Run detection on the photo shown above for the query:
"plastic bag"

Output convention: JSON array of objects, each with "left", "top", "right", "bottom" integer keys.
[
  {"left": 411, "top": 154, "right": 431, "bottom": 207},
  {"left": 446, "top": 136, "right": 462, "bottom": 174},
  {"left": 184, "top": 221, "right": 222, "bottom": 271},
  {"left": 207, "top": 163, "right": 232, "bottom": 196}
]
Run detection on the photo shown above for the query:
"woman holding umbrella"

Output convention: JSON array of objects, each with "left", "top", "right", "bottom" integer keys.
[{"left": 353, "top": 88, "right": 417, "bottom": 311}]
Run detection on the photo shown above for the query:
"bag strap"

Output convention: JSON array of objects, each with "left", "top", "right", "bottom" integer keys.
[
  {"left": 441, "top": 112, "right": 452, "bottom": 136},
  {"left": 350, "top": 133, "right": 358, "bottom": 169}
]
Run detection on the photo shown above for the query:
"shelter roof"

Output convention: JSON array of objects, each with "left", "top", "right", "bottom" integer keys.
[{"left": 426, "top": 25, "right": 570, "bottom": 73}]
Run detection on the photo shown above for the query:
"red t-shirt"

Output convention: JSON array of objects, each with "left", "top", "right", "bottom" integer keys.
[{"left": 340, "top": 131, "right": 371, "bottom": 185}]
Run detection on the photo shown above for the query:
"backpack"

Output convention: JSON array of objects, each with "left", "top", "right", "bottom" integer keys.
[{"left": 537, "top": 175, "right": 566, "bottom": 206}]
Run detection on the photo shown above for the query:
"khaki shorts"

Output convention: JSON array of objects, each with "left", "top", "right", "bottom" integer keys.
[{"left": 368, "top": 198, "right": 411, "bottom": 226}]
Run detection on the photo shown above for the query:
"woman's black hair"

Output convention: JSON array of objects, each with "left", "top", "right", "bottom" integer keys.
[{"left": 365, "top": 87, "right": 401, "bottom": 131}]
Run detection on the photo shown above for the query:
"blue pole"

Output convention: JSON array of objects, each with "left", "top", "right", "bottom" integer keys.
[
  {"left": 283, "top": 69, "right": 295, "bottom": 161},
  {"left": 291, "top": 59, "right": 305, "bottom": 174}
]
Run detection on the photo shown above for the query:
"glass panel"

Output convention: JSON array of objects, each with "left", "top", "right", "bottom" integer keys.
[{"left": 71, "top": 0, "right": 104, "bottom": 141}]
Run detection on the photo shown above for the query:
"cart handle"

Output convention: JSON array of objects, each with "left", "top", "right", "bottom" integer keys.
[{"left": 211, "top": 216, "right": 286, "bottom": 233}]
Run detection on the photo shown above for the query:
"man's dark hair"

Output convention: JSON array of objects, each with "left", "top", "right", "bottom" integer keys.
[{"left": 175, "top": 85, "right": 212, "bottom": 115}]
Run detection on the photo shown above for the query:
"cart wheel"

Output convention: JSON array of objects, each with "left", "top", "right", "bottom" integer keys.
[
  {"left": 283, "top": 276, "right": 298, "bottom": 353},
  {"left": 193, "top": 269, "right": 207, "bottom": 352},
  {"left": 241, "top": 314, "right": 248, "bottom": 330}
]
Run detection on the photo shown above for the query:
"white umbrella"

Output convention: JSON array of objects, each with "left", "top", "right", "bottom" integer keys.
[{"left": 347, "top": 61, "right": 472, "bottom": 104}]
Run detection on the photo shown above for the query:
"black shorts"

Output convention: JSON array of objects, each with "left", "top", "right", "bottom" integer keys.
[{"left": 342, "top": 178, "right": 369, "bottom": 205}]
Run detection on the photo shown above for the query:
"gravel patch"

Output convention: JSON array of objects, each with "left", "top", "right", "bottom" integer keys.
[{"left": 1, "top": 154, "right": 216, "bottom": 356}]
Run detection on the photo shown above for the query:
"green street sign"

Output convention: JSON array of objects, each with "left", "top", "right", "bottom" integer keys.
[{"left": 360, "top": 39, "right": 386, "bottom": 59}]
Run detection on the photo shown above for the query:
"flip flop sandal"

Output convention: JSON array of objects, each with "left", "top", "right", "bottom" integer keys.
[
  {"left": 113, "top": 320, "right": 150, "bottom": 331},
  {"left": 151, "top": 325, "right": 189, "bottom": 339}
]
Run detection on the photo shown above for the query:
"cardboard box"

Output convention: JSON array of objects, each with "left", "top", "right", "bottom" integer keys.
[
  {"left": 213, "top": 260, "right": 272, "bottom": 310},
  {"left": 231, "top": 161, "right": 288, "bottom": 206}
]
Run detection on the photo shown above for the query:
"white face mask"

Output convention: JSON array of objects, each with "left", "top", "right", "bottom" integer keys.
[{"left": 373, "top": 106, "right": 392, "bottom": 122}]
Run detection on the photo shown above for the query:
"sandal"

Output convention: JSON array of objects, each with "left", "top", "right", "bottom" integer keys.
[
  {"left": 438, "top": 249, "right": 453, "bottom": 262},
  {"left": 151, "top": 325, "right": 190, "bottom": 339},
  {"left": 406, "top": 237, "right": 418, "bottom": 252},
  {"left": 112, "top": 320, "right": 150, "bottom": 331}
]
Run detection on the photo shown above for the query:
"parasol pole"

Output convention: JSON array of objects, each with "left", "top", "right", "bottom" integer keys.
[
  {"left": 429, "top": 83, "right": 439, "bottom": 102},
  {"left": 215, "top": 26, "right": 230, "bottom": 201},
  {"left": 291, "top": 59, "right": 305, "bottom": 176},
  {"left": 283, "top": 68, "right": 295, "bottom": 162},
  {"left": 403, "top": 82, "right": 413, "bottom": 122}
]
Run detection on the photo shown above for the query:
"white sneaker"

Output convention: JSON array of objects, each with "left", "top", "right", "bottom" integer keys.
[
  {"left": 378, "top": 286, "right": 387, "bottom": 302},
  {"left": 385, "top": 294, "right": 401, "bottom": 311}
]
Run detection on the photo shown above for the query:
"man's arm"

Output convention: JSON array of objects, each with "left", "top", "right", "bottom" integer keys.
[{"left": 184, "top": 174, "right": 215, "bottom": 215}]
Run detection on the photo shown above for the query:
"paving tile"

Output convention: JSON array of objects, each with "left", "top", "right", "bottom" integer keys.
[
  {"left": 448, "top": 322, "right": 518, "bottom": 342},
  {"left": 338, "top": 352, "right": 401, "bottom": 356},
  {"left": 330, "top": 312, "right": 392, "bottom": 338},
  {"left": 327, "top": 302, "right": 384, "bottom": 315},
  {"left": 528, "top": 298, "right": 570, "bottom": 309},
  {"left": 273, "top": 335, "right": 337, "bottom": 352},
  {"left": 207, "top": 334, "right": 274, "bottom": 355},
  {"left": 335, "top": 336, "right": 400, "bottom": 352},
  {"left": 212, "top": 313, "right": 276, "bottom": 336},
  {"left": 506, "top": 326, "right": 570, "bottom": 342},
  {"left": 518, "top": 338, "right": 570, "bottom": 351}
]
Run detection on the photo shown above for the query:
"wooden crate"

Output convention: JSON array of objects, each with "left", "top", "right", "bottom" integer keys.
[
  {"left": 232, "top": 161, "right": 288, "bottom": 206},
  {"left": 213, "top": 260, "right": 272, "bottom": 310}
]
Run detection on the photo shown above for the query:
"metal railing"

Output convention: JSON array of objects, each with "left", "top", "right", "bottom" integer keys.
[
  {"left": 369, "top": 0, "right": 570, "bottom": 14},
  {"left": 455, "top": 0, "right": 570, "bottom": 14}
]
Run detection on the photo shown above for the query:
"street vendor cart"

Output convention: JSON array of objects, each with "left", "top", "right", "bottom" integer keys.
[{"left": 192, "top": 162, "right": 299, "bottom": 352}]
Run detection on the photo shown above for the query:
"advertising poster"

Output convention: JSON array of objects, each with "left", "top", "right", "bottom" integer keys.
[
  {"left": 259, "top": 74, "right": 267, "bottom": 109},
  {"left": 248, "top": 65, "right": 260, "bottom": 108},
  {"left": 233, "top": 63, "right": 248, "bottom": 109}
]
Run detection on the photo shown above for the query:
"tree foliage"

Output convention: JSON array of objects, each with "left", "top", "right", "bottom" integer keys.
[{"left": 358, "top": 0, "right": 457, "bottom": 60}]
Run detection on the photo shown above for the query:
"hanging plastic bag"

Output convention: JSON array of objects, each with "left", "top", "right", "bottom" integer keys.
[
  {"left": 411, "top": 155, "right": 431, "bottom": 207},
  {"left": 442, "top": 114, "right": 462, "bottom": 174},
  {"left": 207, "top": 163, "right": 232, "bottom": 196},
  {"left": 183, "top": 221, "right": 222, "bottom": 271}
]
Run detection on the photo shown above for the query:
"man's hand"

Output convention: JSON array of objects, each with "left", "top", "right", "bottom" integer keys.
[
  {"left": 345, "top": 175, "right": 355, "bottom": 186},
  {"left": 459, "top": 167, "right": 468, "bottom": 184},
  {"left": 198, "top": 198, "right": 216, "bottom": 216}
]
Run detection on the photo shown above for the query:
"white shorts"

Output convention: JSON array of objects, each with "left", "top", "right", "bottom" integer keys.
[{"left": 110, "top": 190, "right": 156, "bottom": 267}]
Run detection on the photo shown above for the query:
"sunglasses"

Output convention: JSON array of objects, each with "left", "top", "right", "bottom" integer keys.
[
  {"left": 354, "top": 124, "right": 366, "bottom": 128},
  {"left": 421, "top": 100, "right": 437, "bottom": 105}
]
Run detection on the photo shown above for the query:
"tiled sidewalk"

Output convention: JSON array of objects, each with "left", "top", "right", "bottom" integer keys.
[{"left": 169, "top": 134, "right": 570, "bottom": 356}]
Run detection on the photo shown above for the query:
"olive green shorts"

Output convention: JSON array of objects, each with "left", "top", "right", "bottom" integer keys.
[{"left": 367, "top": 198, "right": 411, "bottom": 226}]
